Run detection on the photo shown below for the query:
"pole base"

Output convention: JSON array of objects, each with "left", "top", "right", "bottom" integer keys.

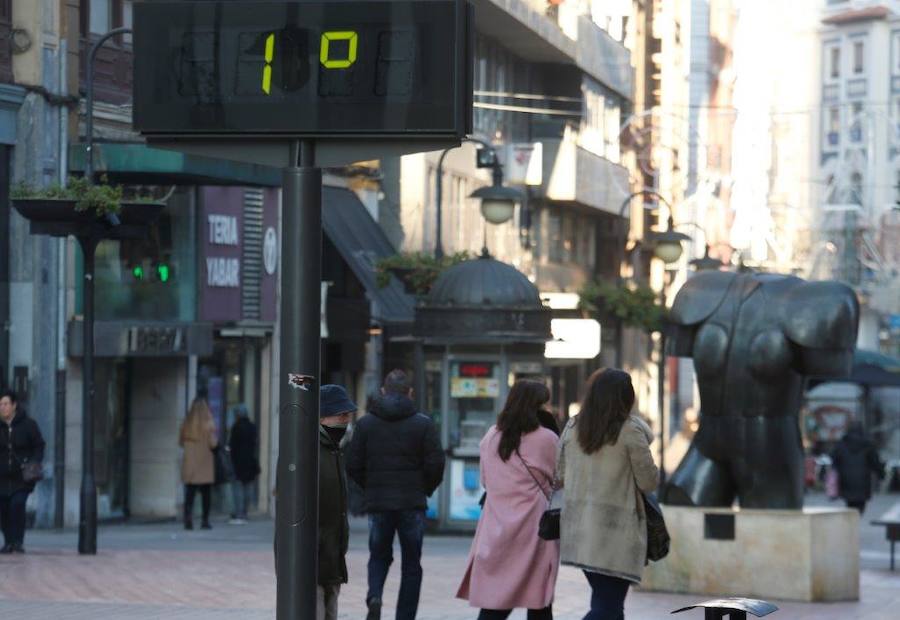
[{"left": 78, "top": 482, "right": 97, "bottom": 555}]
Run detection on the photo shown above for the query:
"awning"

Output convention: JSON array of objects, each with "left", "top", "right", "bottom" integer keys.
[
  {"left": 322, "top": 187, "right": 415, "bottom": 325},
  {"left": 68, "top": 142, "right": 282, "bottom": 187}
]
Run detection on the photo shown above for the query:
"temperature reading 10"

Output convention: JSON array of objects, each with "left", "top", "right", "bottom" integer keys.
[{"left": 256, "top": 30, "right": 359, "bottom": 95}]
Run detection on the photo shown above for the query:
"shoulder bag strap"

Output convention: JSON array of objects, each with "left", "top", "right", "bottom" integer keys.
[{"left": 516, "top": 449, "right": 551, "bottom": 502}]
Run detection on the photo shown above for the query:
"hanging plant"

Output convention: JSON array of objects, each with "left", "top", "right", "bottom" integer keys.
[
  {"left": 375, "top": 251, "right": 471, "bottom": 296},
  {"left": 579, "top": 279, "right": 665, "bottom": 333},
  {"left": 12, "top": 176, "right": 125, "bottom": 217}
]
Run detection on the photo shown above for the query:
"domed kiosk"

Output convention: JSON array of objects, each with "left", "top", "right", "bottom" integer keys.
[{"left": 413, "top": 252, "right": 551, "bottom": 530}]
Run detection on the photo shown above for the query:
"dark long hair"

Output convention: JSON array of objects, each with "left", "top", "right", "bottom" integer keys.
[
  {"left": 496, "top": 380, "right": 551, "bottom": 461},
  {"left": 576, "top": 368, "right": 635, "bottom": 455}
]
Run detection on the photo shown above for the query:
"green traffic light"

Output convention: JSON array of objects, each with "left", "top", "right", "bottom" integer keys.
[
  {"left": 132, "top": 265, "right": 144, "bottom": 280},
  {"left": 157, "top": 264, "right": 170, "bottom": 282}
]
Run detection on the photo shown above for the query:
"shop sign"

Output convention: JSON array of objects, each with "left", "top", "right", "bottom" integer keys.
[
  {"left": 263, "top": 227, "right": 278, "bottom": 275},
  {"left": 200, "top": 187, "right": 278, "bottom": 323},
  {"left": 545, "top": 318, "right": 601, "bottom": 359},
  {"left": 450, "top": 377, "right": 499, "bottom": 398},
  {"left": 127, "top": 326, "right": 186, "bottom": 354}
]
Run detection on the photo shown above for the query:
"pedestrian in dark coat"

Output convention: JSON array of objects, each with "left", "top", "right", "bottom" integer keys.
[
  {"left": 831, "top": 422, "right": 885, "bottom": 514},
  {"left": 228, "top": 405, "right": 259, "bottom": 524},
  {"left": 318, "top": 385, "right": 355, "bottom": 620},
  {"left": 347, "top": 369, "right": 446, "bottom": 620},
  {"left": 0, "top": 390, "right": 45, "bottom": 554}
]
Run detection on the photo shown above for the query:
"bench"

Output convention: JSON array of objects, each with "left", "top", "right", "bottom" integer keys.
[{"left": 871, "top": 501, "right": 900, "bottom": 571}]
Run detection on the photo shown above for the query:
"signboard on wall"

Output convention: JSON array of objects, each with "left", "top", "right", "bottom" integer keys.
[
  {"left": 199, "top": 187, "right": 279, "bottom": 323},
  {"left": 450, "top": 377, "right": 500, "bottom": 398}
]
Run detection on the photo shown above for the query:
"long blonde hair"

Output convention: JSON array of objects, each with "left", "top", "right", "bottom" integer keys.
[{"left": 181, "top": 398, "right": 214, "bottom": 442}]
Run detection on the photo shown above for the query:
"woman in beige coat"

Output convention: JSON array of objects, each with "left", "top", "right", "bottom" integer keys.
[
  {"left": 557, "top": 369, "right": 658, "bottom": 620},
  {"left": 180, "top": 398, "right": 218, "bottom": 530}
]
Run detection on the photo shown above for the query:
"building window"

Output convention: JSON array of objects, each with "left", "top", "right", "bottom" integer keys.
[
  {"left": 849, "top": 102, "right": 863, "bottom": 143},
  {"left": 853, "top": 41, "right": 864, "bottom": 74},
  {"left": 548, "top": 210, "right": 563, "bottom": 263},
  {"left": 89, "top": 0, "right": 112, "bottom": 35},
  {"left": 826, "top": 106, "right": 840, "bottom": 149},
  {"left": 828, "top": 45, "right": 840, "bottom": 80}
]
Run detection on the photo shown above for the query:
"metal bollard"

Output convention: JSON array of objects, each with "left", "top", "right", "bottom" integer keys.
[{"left": 671, "top": 598, "right": 779, "bottom": 619}]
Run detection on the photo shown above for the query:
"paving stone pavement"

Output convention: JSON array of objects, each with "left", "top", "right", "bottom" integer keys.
[{"left": 0, "top": 494, "right": 898, "bottom": 619}]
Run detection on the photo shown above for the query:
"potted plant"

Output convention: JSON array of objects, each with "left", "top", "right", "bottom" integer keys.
[
  {"left": 11, "top": 176, "right": 164, "bottom": 238},
  {"left": 375, "top": 251, "right": 471, "bottom": 297}
]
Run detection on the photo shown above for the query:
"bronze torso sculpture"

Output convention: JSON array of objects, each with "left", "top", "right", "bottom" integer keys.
[{"left": 660, "top": 271, "right": 859, "bottom": 509}]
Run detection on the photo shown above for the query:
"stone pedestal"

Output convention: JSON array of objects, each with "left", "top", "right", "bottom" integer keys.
[{"left": 642, "top": 506, "right": 859, "bottom": 602}]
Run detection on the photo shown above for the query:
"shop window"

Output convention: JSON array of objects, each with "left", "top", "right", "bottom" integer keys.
[{"left": 84, "top": 188, "right": 197, "bottom": 321}]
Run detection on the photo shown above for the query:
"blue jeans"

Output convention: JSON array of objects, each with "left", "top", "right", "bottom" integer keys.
[
  {"left": 583, "top": 571, "right": 630, "bottom": 620},
  {"left": 232, "top": 481, "right": 254, "bottom": 518},
  {"left": 367, "top": 509, "right": 425, "bottom": 620}
]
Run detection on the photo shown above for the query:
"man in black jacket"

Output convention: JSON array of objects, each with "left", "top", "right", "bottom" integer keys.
[
  {"left": 347, "top": 370, "right": 445, "bottom": 620},
  {"left": 0, "top": 390, "right": 45, "bottom": 554},
  {"left": 832, "top": 421, "right": 885, "bottom": 514}
]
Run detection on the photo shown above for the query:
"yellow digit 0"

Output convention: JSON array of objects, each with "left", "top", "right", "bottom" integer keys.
[
  {"left": 262, "top": 33, "right": 275, "bottom": 94},
  {"left": 320, "top": 31, "right": 358, "bottom": 69}
]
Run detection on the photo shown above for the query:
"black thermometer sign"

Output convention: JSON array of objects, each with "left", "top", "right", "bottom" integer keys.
[{"left": 133, "top": 1, "right": 472, "bottom": 137}]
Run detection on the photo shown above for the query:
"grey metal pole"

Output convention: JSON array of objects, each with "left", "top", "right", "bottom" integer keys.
[
  {"left": 75, "top": 26, "right": 131, "bottom": 553},
  {"left": 85, "top": 28, "right": 131, "bottom": 184},
  {"left": 78, "top": 236, "right": 98, "bottom": 554},
  {"left": 276, "top": 140, "right": 321, "bottom": 619},
  {"left": 657, "top": 285, "right": 667, "bottom": 486}
]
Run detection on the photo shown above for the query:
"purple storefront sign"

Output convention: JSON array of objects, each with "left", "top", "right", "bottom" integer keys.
[{"left": 199, "top": 187, "right": 279, "bottom": 323}]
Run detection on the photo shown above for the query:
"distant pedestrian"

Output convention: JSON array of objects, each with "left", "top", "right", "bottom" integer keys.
[
  {"left": 457, "top": 380, "right": 560, "bottom": 620},
  {"left": 0, "top": 390, "right": 45, "bottom": 554},
  {"left": 347, "top": 369, "right": 446, "bottom": 620},
  {"left": 180, "top": 397, "right": 218, "bottom": 530},
  {"left": 228, "top": 404, "right": 260, "bottom": 524},
  {"left": 831, "top": 421, "right": 885, "bottom": 514},
  {"left": 557, "top": 369, "right": 659, "bottom": 620}
]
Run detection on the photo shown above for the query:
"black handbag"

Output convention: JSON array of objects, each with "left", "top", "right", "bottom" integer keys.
[
  {"left": 642, "top": 492, "right": 670, "bottom": 562},
  {"left": 21, "top": 459, "right": 44, "bottom": 484},
  {"left": 517, "top": 450, "right": 560, "bottom": 541}
]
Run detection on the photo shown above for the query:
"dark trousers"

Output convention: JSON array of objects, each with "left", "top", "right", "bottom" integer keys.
[
  {"left": 478, "top": 606, "right": 553, "bottom": 619},
  {"left": 847, "top": 500, "right": 866, "bottom": 514},
  {"left": 583, "top": 571, "right": 630, "bottom": 620},
  {"left": 367, "top": 509, "right": 425, "bottom": 620},
  {"left": 0, "top": 490, "right": 29, "bottom": 546},
  {"left": 184, "top": 484, "right": 211, "bottom": 523}
]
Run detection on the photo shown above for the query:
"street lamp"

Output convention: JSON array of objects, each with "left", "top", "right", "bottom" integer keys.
[
  {"left": 472, "top": 164, "right": 522, "bottom": 225},
  {"left": 649, "top": 215, "right": 691, "bottom": 264},
  {"left": 689, "top": 244, "right": 726, "bottom": 271},
  {"left": 434, "top": 138, "right": 523, "bottom": 257}
]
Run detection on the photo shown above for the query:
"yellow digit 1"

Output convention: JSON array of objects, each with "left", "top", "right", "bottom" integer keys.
[
  {"left": 261, "top": 33, "right": 275, "bottom": 94},
  {"left": 320, "top": 31, "right": 358, "bottom": 69}
]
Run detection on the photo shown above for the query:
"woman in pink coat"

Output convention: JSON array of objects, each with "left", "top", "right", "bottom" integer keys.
[{"left": 457, "top": 380, "right": 560, "bottom": 619}]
